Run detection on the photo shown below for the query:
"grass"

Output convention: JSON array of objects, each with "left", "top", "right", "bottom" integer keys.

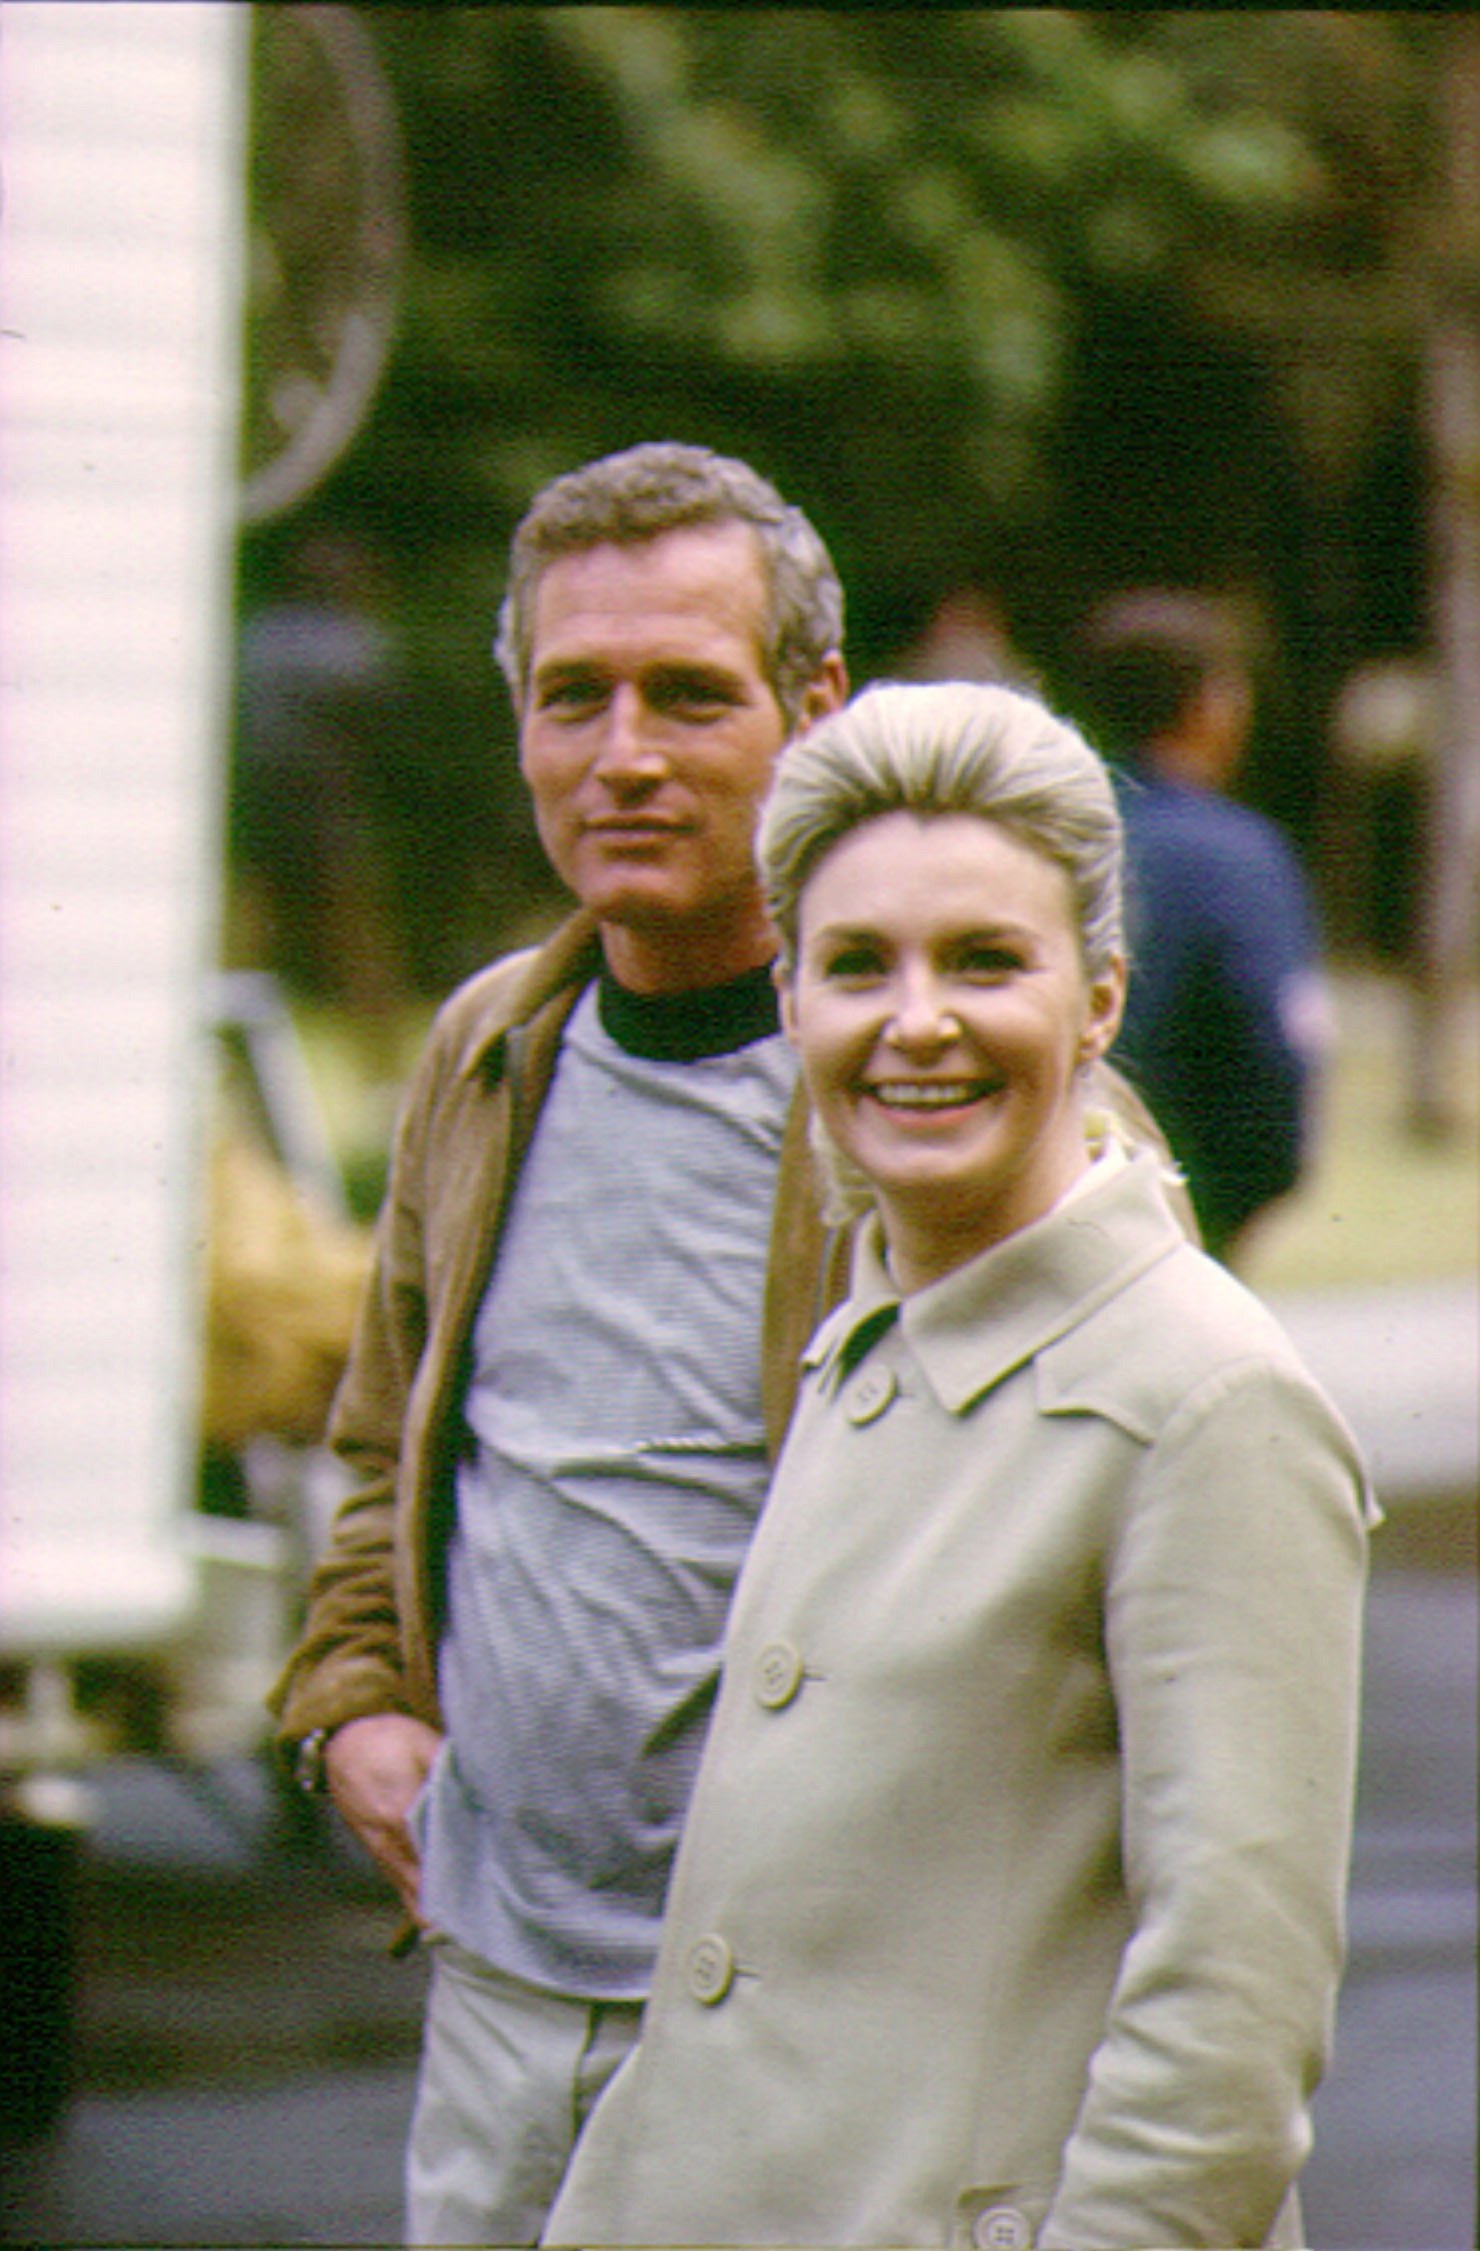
[
  {"left": 286, "top": 999, "right": 435, "bottom": 1222},
  {"left": 1241, "top": 971, "right": 1478, "bottom": 1296}
]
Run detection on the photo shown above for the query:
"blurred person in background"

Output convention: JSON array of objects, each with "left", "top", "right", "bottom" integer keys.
[
  {"left": 890, "top": 581, "right": 1041, "bottom": 694},
  {"left": 546, "top": 681, "right": 1373, "bottom": 2251},
  {"left": 268, "top": 442, "right": 849, "bottom": 2247},
  {"left": 232, "top": 527, "right": 410, "bottom": 1043},
  {"left": 1074, "top": 591, "right": 1332, "bottom": 1264}
]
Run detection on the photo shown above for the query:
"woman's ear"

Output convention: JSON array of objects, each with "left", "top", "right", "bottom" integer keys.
[
  {"left": 1079, "top": 954, "right": 1127, "bottom": 1066},
  {"left": 774, "top": 961, "right": 799, "bottom": 1046}
]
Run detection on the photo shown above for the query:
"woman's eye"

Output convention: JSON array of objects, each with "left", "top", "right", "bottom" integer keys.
[
  {"left": 822, "top": 947, "right": 884, "bottom": 980},
  {"left": 959, "top": 945, "right": 1020, "bottom": 977}
]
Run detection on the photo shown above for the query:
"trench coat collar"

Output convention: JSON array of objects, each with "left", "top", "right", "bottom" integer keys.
[{"left": 803, "top": 1147, "right": 1186, "bottom": 1416}]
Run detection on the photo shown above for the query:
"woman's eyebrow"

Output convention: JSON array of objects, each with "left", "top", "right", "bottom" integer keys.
[
  {"left": 808, "top": 919, "right": 884, "bottom": 946},
  {"left": 809, "top": 917, "right": 1032, "bottom": 945}
]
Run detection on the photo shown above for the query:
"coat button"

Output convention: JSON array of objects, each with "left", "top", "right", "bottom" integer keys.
[
  {"left": 685, "top": 1934, "right": 736, "bottom": 2005},
  {"left": 754, "top": 1640, "right": 805, "bottom": 1709},
  {"left": 972, "top": 2207, "right": 1033, "bottom": 2250},
  {"left": 845, "top": 1365, "right": 897, "bottom": 1424}
]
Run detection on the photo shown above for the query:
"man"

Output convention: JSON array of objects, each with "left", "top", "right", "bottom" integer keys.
[
  {"left": 270, "top": 442, "right": 849, "bottom": 2246},
  {"left": 1075, "top": 590, "right": 1331, "bottom": 1264}
]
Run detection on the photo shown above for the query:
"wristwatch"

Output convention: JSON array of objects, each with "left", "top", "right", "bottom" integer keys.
[{"left": 293, "top": 1727, "right": 335, "bottom": 1796}]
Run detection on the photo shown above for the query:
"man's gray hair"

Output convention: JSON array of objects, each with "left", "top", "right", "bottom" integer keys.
[
  {"left": 494, "top": 441, "right": 844, "bottom": 724},
  {"left": 758, "top": 680, "right": 1124, "bottom": 977}
]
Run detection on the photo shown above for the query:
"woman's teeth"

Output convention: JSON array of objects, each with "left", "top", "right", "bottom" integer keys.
[{"left": 870, "top": 1081, "right": 985, "bottom": 1110}]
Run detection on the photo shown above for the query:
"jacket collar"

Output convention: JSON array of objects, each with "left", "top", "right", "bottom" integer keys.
[
  {"left": 455, "top": 911, "right": 605, "bottom": 1084},
  {"left": 804, "top": 1148, "right": 1186, "bottom": 1414}
]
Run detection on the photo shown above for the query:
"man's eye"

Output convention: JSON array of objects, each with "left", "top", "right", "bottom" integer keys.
[
  {"left": 538, "top": 679, "right": 605, "bottom": 712},
  {"left": 651, "top": 679, "right": 732, "bottom": 715}
]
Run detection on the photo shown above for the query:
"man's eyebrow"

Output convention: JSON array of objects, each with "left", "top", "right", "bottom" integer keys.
[
  {"left": 531, "top": 656, "right": 608, "bottom": 684},
  {"left": 530, "top": 656, "right": 742, "bottom": 688},
  {"left": 646, "top": 661, "right": 745, "bottom": 692}
]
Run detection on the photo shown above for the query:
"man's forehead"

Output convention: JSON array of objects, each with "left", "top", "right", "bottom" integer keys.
[
  {"left": 528, "top": 522, "right": 771, "bottom": 660},
  {"left": 543, "top": 518, "right": 762, "bottom": 586}
]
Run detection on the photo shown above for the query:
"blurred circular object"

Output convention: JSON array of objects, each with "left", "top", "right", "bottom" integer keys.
[
  {"left": 240, "top": 5, "right": 405, "bottom": 524},
  {"left": 1331, "top": 657, "right": 1439, "bottom": 772}
]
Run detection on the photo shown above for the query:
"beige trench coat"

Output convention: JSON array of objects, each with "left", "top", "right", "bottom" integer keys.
[{"left": 546, "top": 1152, "right": 1374, "bottom": 2251}]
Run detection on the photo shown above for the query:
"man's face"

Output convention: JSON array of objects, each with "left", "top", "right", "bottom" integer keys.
[{"left": 519, "top": 523, "right": 839, "bottom": 992}]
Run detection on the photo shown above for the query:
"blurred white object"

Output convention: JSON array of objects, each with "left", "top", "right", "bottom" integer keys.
[{"left": 0, "top": 2, "right": 246, "bottom": 1672}]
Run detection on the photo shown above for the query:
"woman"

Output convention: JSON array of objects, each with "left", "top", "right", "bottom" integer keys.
[{"left": 545, "top": 682, "right": 1374, "bottom": 2251}]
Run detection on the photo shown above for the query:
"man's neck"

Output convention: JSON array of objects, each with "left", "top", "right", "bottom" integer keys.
[
  {"left": 1144, "top": 682, "right": 1245, "bottom": 792},
  {"left": 1143, "top": 734, "right": 1226, "bottom": 791},
  {"left": 598, "top": 913, "right": 778, "bottom": 996}
]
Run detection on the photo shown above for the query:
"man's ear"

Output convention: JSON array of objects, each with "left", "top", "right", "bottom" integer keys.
[{"left": 796, "top": 653, "right": 849, "bottom": 732}]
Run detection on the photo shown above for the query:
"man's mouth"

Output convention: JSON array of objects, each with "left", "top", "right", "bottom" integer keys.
[{"left": 584, "top": 816, "right": 686, "bottom": 840}]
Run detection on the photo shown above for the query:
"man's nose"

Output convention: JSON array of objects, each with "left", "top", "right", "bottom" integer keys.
[{"left": 591, "top": 688, "right": 668, "bottom": 785}]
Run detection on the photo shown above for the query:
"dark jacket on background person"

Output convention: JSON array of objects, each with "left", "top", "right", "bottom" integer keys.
[{"left": 1114, "top": 769, "right": 1328, "bottom": 1259}]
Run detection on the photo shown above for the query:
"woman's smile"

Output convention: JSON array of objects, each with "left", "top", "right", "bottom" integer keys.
[
  {"left": 781, "top": 812, "right": 1124, "bottom": 1290},
  {"left": 863, "top": 1074, "right": 1003, "bottom": 1113}
]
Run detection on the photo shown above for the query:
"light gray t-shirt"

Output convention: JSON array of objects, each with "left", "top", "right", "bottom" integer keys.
[{"left": 415, "top": 981, "right": 796, "bottom": 1997}]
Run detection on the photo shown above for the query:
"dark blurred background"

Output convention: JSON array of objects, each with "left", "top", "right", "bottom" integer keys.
[{"left": 227, "top": 7, "right": 1477, "bottom": 1105}]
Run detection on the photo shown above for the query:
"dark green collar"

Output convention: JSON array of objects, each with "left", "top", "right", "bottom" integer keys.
[{"left": 597, "top": 961, "right": 781, "bottom": 1061}]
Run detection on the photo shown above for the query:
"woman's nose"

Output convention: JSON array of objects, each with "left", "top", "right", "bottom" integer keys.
[{"left": 884, "top": 972, "right": 961, "bottom": 1053}]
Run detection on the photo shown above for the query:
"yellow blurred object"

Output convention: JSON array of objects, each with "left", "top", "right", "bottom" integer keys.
[{"left": 201, "top": 1132, "right": 372, "bottom": 1450}]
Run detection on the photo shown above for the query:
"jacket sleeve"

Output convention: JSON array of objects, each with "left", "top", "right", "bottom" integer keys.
[
  {"left": 266, "top": 1025, "right": 450, "bottom": 1747},
  {"left": 1040, "top": 1358, "right": 1372, "bottom": 2251}
]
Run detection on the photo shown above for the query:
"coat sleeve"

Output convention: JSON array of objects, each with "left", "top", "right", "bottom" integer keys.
[
  {"left": 1040, "top": 1358, "right": 1372, "bottom": 2251},
  {"left": 266, "top": 1024, "right": 449, "bottom": 1747}
]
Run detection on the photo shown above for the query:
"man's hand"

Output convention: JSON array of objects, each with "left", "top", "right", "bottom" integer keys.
[{"left": 324, "top": 1712, "right": 443, "bottom": 1923}]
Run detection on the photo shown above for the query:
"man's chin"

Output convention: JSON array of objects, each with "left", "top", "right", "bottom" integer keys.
[{"left": 584, "top": 879, "right": 698, "bottom": 934}]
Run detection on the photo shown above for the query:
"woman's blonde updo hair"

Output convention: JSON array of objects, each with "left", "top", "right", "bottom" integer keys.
[
  {"left": 757, "top": 681, "right": 1130, "bottom": 1225},
  {"left": 758, "top": 679, "right": 1124, "bottom": 979}
]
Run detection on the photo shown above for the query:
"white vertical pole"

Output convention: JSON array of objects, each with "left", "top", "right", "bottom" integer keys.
[{"left": 0, "top": 2, "right": 248, "bottom": 1653}]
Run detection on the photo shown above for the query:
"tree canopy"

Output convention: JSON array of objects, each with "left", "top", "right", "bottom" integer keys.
[{"left": 241, "top": 7, "right": 1461, "bottom": 973}]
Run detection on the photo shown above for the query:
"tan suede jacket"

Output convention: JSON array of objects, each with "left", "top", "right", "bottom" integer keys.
[{"left": 269, "top": 914, "right": 845, "bottom": 1748}]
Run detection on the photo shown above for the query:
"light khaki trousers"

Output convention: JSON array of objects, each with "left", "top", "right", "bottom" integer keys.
[{"left": 405, "top": 1935, "right": 643, "bottom": 2248}]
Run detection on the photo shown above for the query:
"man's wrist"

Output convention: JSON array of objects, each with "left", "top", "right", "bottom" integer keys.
[{"left": 292, "top": 1726, "right": 337, "bottom": 1796}]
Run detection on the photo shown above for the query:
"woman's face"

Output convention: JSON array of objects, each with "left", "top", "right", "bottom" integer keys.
[{"left": 781, "top": 811, "right": 1124, "bottom": 1291}]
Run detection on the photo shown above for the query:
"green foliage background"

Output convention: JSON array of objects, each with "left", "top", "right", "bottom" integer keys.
[{"left": 241, "top": 7, "right": 1454, "bottom": 986}]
